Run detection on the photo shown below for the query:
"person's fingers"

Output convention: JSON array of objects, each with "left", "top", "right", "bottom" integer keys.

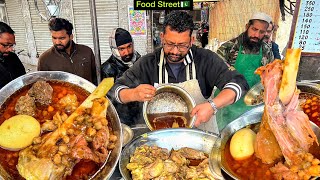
[
  {"left": 194, "top": 118, "right": 201, "bottom": 127},
  {"left": 190, "top": 106, "right": 198, "bottom": 117}
]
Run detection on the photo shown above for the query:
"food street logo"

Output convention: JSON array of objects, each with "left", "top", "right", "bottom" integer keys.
[{"left": 134, "top": 0, "right": 193, "bottom": 10}]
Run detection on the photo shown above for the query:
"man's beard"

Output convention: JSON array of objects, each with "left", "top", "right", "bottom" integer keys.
[
  {"left": 0, "top": 52, "right": 5, "bottom": 62},
  {"left": 264, "top": 35, "right": 271, "bottom": 42},
  {"left": 121, "top": 53, "right": 134, "bottom": 62},
  {"left": 54, "top": 40, "right": 71, "bottom": 52},
  {"left": 243, "top": 31, "right": 263, "bottom": 52},
  {"left": 0, "top": 52, "right": 9, "bottom": 57},
  {"left": 165, "top": 52, "right": 187, "bottom": 63}
]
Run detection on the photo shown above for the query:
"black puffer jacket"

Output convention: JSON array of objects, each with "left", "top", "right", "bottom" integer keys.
[
  {"left": 0, "top": 52, "right": 26, "bottom": 89},
  {"left": 102, "top": 53, "right": 142, "bottom": 126},
  {"left": 101, "top": 52, "right": 141, "bottom": 80}
]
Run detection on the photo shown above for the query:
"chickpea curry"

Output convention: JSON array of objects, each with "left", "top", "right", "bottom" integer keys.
[{"left": 0, "top": 80, "right": 117, "bottom": 179}]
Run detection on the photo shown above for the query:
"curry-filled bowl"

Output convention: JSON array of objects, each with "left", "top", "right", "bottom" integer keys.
[
  {"left": 119, "top": 128, "right": 219, "bottom": 180},
  {"left": 244, "top": 82, "right": 320, "bottom": 127},
  {"left": 210, "top": 105, "right": 320, "bottom": 180},
  {"left": 0, "top": 71, "right": 122, "bottom": 180},
  {"left": 143, "top": 84, "right": 196, "bottom": 131}
]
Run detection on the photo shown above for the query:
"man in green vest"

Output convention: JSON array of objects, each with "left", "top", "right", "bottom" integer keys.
[{"left": 216, "top": 12, "right": 275, "bottom": 130}]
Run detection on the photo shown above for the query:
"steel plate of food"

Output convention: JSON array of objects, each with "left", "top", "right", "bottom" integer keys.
[
  {"left": 0, "top": 71, "right": 122, "bottom": 180},
  {"left": 119, "top": 128, "right": 220, "bottom": 180}
]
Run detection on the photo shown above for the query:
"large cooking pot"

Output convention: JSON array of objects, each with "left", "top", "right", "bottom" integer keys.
[
  {"left": 143, "top": 84, "right": 196, "bottom": 130},
  {"left": 209, "top": 82, "right": 320, "bottom": 179},
  {"left": 119, "top": 128, "right": 219, "bottom": 180},
  {"left": 0, "top": 71, "right": 122, "bottom": 180}
]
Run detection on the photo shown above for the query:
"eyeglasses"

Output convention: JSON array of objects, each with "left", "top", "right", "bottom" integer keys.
[
  {"left": 162, "top": 40, "right": 190, "bottom": 52},
  {"left": 0, "top": 43, "right": 16, "bottom": 49}
]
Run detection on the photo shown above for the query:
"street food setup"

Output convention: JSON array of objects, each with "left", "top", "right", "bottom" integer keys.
[
  {"left": 0, "top": 71, "right": 122, "bottom": 180},
  {"left": 1, "top": 49, "right": 320, "bottom": 180}
]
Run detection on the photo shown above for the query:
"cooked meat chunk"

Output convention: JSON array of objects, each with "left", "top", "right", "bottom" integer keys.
[
  {"left": 28, "top": 81, "right": 53, "bottom": 106},
  {"left": 15, "top": 95, "right": 36, "bottom": 116},
  {"left": 58, "top": 94, "right": 79, "bottom": 114}
]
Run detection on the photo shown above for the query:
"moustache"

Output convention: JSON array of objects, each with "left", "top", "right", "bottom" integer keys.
[
  {"left": 55, "top": 44, "right": 64, "bottom": 48},
  {"left": 249, "top": 37, "right": 260, "bottom": 42},
  {"left": 168, "top": 52, "right": 183, "bottom": 57}
]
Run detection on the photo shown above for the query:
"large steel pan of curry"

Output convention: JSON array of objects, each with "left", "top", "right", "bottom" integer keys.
[
  {"left": 0, "top": 71, "right": 122, "bottom": 180},
  {"left": 209, "top": 82, "right": 320, "bottom": 179},
  {"left": 119, "top": 128, "right": 220, "bottom": 180}
]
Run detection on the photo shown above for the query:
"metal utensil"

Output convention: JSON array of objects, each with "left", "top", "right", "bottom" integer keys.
[
  {"left": 143, "top": 84, "right": 196, "bottom": 130},
  {"left": 119, "top": 128, "right": 219, "bottom": 180},
  {"left": 0, "top": 71, "right": 122, "bottom": 180},
  {"left": 244, "top": 81, "right": 320, "bottom": 106},
  {"left": 121, "top": 123, "right": 134, "bottom": 146},
  {"left": 210, "top": 105, "right": 320, "bottom": 180},
  {"left": 244, "top": 83, "right": 264, "bottom": 106}
]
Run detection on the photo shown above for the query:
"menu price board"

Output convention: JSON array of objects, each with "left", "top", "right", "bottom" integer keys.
[{"left": 289, "top": 0, "right": 320, "bottom": 55}]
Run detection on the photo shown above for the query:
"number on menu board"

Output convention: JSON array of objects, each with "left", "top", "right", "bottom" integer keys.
[{"left": 290, "top": 0, "right": 320, "bottom": 54}]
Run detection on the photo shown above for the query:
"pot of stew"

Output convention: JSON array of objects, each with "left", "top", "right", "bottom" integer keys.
[{"left": 0, "top": 71, "right": 122, "bottom": 180}]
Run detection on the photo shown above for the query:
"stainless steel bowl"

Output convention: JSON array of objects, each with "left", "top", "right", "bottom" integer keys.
[
  {"left": 244, "top": 83, "right": 264, "bottom": 106},
  {"left": 244, "top": 82, "right": 320, "bottom": 106},
  {"left": 0, "top": 71, "right": 122, "bottom": 180},
  {"left": 209, "top": 105, "right": 320, "bottom": 180},
  {"left": 143, "top": 84, "right": 196, "bottom": 130},
  {"left": 119, "top": 128, "right": 219, "bottom": 180}
]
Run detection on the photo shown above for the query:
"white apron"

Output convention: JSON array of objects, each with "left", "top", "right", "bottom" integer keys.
[{"left": 158, "top": 49, "right": 219, "bottom": 134}]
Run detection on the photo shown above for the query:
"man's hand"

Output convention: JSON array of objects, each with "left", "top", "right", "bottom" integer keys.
[
  {"left": 119, "top": 84, "right": 156, "bottom": 103},
  {"left": 191, "top": 102, "right": 215, "bottom": 127},
  {"left": 133, "top": 84, "right": 156, "bottom": 102}
]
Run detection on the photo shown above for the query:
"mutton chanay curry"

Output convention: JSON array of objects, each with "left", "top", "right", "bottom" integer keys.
[
  {"left": 226, "top": 49, "right": 320, "bottom": 180},
  {"left": 0, "top": 79, "right": 117, "bottom": 179}
]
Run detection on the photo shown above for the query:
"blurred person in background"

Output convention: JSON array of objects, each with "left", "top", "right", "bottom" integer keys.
[
  {"left": 102, "top": 28, "right": 141, "bottom": 125},
  {"left": 216, "top": 12, "right": 275, "bottom": 130},
  {"left": 264, "top": 21, "right": 281, "bottom": 59},
  {"left": 0, "top": 22, "right": 26, "bottom": 89},
  {"left": 101, "top": 28, "right": 141, "bottom": 80},
  {"left": 38, "top": 18, "right": 97, "bottom": 85}
]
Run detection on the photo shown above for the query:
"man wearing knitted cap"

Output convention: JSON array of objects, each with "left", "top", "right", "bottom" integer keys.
[
  {"left": 102, "top": 28, "right": 141, "bottom": 125},
  {"left": 216, "top": 12, "right": 275, "bottom": 127},
  {"left": 101, "top": 28, "right": 141, "bottom": 80}
]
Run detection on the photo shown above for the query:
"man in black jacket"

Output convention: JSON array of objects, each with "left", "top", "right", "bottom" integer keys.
[
  {"left": 101, "top": 28, "right": 141, "bottom": 126},
  {"left": 101, "top": 28, "right": 141, "bottom": 80},
  {"left": 108, "top": 11, "right": 249, "bottom": 131},
  {"left": 0, "top": 22, "right": 26, "bottom": 89}
]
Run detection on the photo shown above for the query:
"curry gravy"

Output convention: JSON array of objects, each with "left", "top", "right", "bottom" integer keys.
[
  {"left": 0, "top": 81, "right": 108, "bottom": 180},
  {"left": 147, "top": 112, "right": 190, "bottom": 130}
]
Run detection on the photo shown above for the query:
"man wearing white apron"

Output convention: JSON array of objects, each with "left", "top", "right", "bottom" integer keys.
[{"left": 108, "top": 11, "right": 249, "bottom": 134}]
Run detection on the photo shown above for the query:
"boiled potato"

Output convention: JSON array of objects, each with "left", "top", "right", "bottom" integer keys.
[
  {"left": 230, "top": 128, "right": 256, "bottom": 160},
  {"left": 0, "top": 115, "right": 40, "bottom": 150}
]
